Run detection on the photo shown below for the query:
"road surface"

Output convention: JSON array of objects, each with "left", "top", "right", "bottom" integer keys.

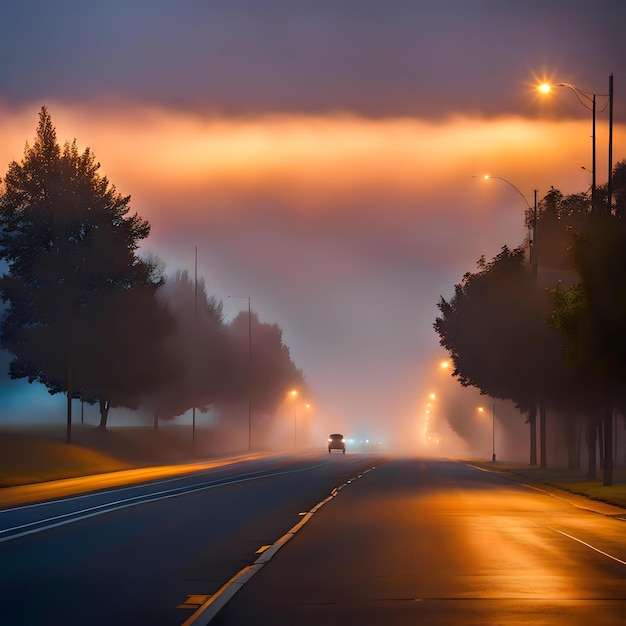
[
  {"left": 2, "top": 455, "right": 626, "bottom": 625},
  {"left": 0, "top": 451, "right": 380, "bottom": 625},
  {"left": 209, "top": 458, "right": 626, "bottom": 626}
]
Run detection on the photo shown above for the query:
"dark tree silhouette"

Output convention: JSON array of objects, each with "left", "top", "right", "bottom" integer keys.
[
  {"left": 434, "top": 246, "right": 576, "bottom": 468},
  {"left": 0, "top": 107, "right": 171, "bottom": 439},
  {"left": 221, "top": 311, "right": 305, "bottom": 447},
  {"left": 551, "top": 210, "right": 626, "bottom": 485},
  {"left": 141, "top": 269, "right": 226, "bottom": 427}
]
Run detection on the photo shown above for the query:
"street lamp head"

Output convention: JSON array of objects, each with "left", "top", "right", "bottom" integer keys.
[{"left": 538, "top": 82, "right": 552, "bottom": 94}]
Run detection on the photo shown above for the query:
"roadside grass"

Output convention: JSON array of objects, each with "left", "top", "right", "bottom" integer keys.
[
  {"left": 553, "top": 480, "right": 626, "bottom": 509},
  {"left": 474, "top": 460, "right": 626, "bottom": 510},
  {"left": 3, "top": 425, "right": 626, "bottom": 513},
  {"left": 0, "top": 428, "right": 131, "bottom": 487},
  {"left": 0, "top": 424, "right": 234, "bottom": 488}
]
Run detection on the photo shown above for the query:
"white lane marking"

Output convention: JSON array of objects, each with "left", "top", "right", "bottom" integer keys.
[
  {"left": 549, "top": 526, "right": 626, "bottom": 565},
  {"left": 0, "top": 462, "right": 327, "bottom": 543},
  {"left": 182, "top": 465, "right": 378, "bottom": 626},
  {"left": 0, "top": 465, "right": 242, "bottom": 512}
]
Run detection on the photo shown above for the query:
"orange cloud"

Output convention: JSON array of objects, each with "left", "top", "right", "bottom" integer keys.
[{"left": 1, "top": 102, "right": 620, "bottom": 218}]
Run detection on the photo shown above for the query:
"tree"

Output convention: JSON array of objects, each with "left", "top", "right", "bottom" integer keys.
[
  {"left": 0, "top": 107, "right": 172, "bottom": 440},
  {"left": 141, "top": 269, "right": 227, "bottom": 428},
  {"left": 434, "top": 246, "right": 573, "bottom": 467},
  {"left": 219, "top": 311, "right": 305, "bottom": 448},
  {"left": 550, "top": 211, "right": 626, "bottom": 485}
]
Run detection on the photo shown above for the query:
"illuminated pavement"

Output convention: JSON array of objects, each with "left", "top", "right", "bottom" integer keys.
[{"left": 209, "top": 458, "right": 626, "bottom": 625}]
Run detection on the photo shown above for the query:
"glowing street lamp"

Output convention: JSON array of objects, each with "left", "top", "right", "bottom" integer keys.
[
  {"left": 478, "top": 405, "right": 496, "bottom": 463},
  {"left": 539, "top": 76, "right": 614, "bottom": 212},
  {"left": 473, "top": 174, "right": 538, "bottom": 278},
  {"left": 289, "top": 389, "right": 299, "bottom": 448}
]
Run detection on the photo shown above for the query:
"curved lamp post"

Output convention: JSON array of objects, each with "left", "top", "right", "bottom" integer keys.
[
  {"left": 539, "top": 76, "right": 613, "bottom": 213},
  {"left": 478, "top": 405, "right": 496, "bottom": 462},
  {"left": 289, "top": 389, "right": 298, "bottom": 448},
  {"left": 472, "top": 175, "right": 538, "bottom": 278}
]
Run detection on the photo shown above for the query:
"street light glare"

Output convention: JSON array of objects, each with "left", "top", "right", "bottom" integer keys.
[{"left": 538, "top": 82, "right": 552, "bottom": 94}]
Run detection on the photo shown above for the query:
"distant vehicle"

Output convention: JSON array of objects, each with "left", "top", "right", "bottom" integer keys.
[{"left": 328, "top": 433, "right": 346, "bottom": 454}]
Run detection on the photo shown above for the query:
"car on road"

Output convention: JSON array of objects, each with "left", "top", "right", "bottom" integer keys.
[{"left": 328, "top": 433, "right": 346, "bottom": 454}]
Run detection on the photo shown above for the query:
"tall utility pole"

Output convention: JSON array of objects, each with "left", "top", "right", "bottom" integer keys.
[
  {"left": 608, "top": 73, "right": 614, "bottom": 213},
  {"left": 491, "top": 404, "right": 496, "bottom": 463},
  {"left": 192, "top": 245, "right": 197, "bottom": 443},
  {"left": 247, "top": 296, "right": 252, "bottom": 450}
]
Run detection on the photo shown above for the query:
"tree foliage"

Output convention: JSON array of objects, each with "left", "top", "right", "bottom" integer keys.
[
  {"left": 550, "top": 211, "right": 626, "bottom": 403},
  {"left": 225, "top": 311, "right": 305, "bottom": 417},
  {"left": 435, "top": 246, "right": 543, "bottom": 407},
  {"left": 142, "top": 269, "right": 227, "bottom": 422},
  {"left": 0, "top": 107, "right": 173, "bottom": 434}
]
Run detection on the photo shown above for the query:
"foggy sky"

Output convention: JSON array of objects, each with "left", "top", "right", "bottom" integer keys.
[{"left": 0, "top": 1, "right": 625, "bottom": 455}]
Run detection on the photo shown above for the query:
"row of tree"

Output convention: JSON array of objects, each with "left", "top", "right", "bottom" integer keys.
[
  {"left": 435, "top": 164, "right": 626, "bottom": 485},
  {"left": 0, "top": 108, "right": 304, "bottom": 443}
]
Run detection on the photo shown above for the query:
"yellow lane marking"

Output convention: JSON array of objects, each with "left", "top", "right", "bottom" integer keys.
[{"left": 177, "top": 595, "right": 211, "bottom": 609}]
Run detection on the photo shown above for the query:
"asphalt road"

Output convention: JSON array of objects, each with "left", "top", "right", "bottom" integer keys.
[
  {"left": 209, "top": 458, "right": 626, "bottom": 626},
  {"left": 0, "top": 451, "right": 381, "bottom": 625},
  {"left": 2, "top": 455, "right": 626, "bottom": 625}
]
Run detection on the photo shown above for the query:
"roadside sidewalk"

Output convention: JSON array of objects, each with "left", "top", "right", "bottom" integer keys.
[{"left": 467, "top": 459, "right": 626, "bottom": 518}]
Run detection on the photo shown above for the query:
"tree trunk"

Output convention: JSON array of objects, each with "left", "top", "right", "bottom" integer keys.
[
  {"left": 603, "top": 406, "right": 614, "bottom": 486},
  {"left": 98, "top": 398, "right": 109, "bottom": 429},
  {"left": 528, "top": 404, "right": 537, "bottom": 466},
  {"left": 66, "top": 310, "right": 74, "bottom": 444},
  {"left": 598, "top": 420, "right": 605, "bottom": 469},
  {"left": 566, "top": 421, "right": 580, "bottom": 470},
  {"left": 539, "top": 403, "right": 547, "bottom": 469},
  {"left": 587, "top": 422, "right": 597, "bottom": 479}
]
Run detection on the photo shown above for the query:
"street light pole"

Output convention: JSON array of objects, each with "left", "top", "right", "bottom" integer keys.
[
  {"left": 478, "top": 405, "right": 496, "bottom": 462},
  {"left": 472, "top": 175, "right": 538, "bottom": 272},
  {"left": 491, "top": 403, "right": 496, "bottom": 463},
  {"left": 541, "top": 80, "right": 612, "bottom": 214},
  {"left": 192, "top": 245, "right": 197, "bottom": 443},
  {"left": 608, "top": 73, "right": 614, "bottom": 211},
  {"left": 289, "top": 389, "right": 298, "bottom": 449}
]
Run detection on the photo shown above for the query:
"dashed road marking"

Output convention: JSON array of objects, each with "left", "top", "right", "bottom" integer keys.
[{"left": 181, "top": 465, "right": 378, "bottom": 625}]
